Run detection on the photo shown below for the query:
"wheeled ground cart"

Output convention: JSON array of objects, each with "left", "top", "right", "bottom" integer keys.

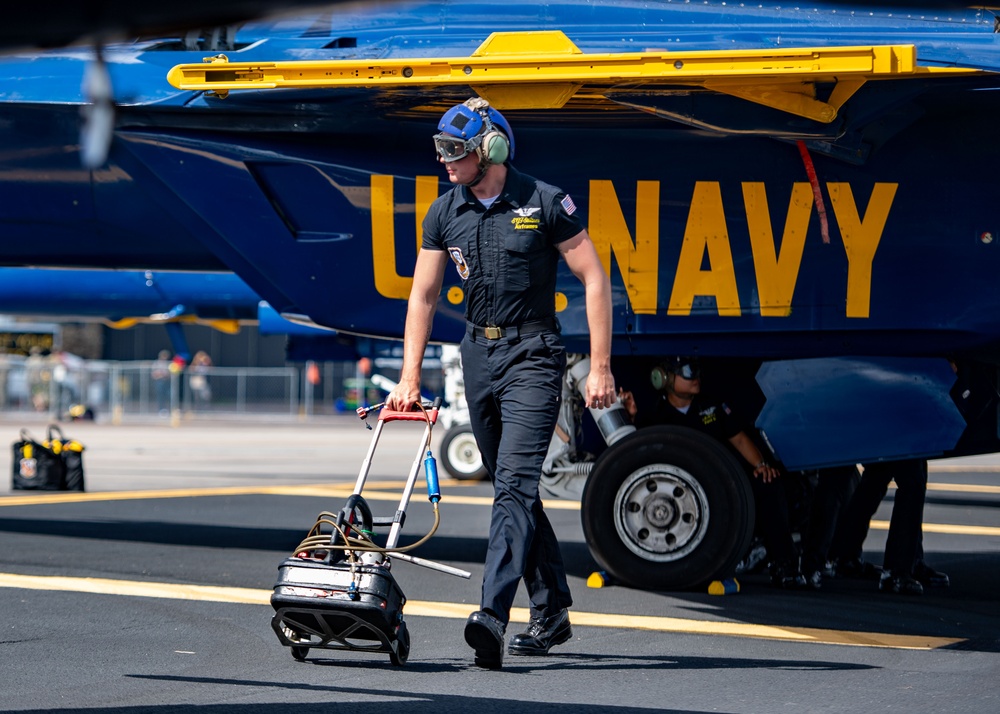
[{"left": 270, "top": 400, "right": 470, "bottom": 665}]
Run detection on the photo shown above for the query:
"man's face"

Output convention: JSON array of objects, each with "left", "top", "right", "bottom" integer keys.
[
  {"left": 670, "top": 373, "right": 701, "bottom": 399},
  {"left": 441, "top": 151, "right": 480, "bottom": 185}
]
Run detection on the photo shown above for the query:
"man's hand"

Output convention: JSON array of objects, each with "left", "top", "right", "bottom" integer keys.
[
  {"left": 585, "top": 364, "right": 617, "bottom": 409},
  {"left": 752, "top": 462, "right": 780, "bottom": 483},
  {"left": 618, "top": 388, "right": 637, "bottom": 421},
  {"left": 384, "top": 378, "right": 422, "bottom": 412}
]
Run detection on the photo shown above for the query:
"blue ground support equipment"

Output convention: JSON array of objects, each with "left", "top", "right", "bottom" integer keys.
[{"left": 270, "top": 399, "right": 470, "bottom": 665}]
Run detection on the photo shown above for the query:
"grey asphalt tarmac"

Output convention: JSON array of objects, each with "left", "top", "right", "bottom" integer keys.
[{"left": 0, "top": 416, "right": 998, "bottom": 713}]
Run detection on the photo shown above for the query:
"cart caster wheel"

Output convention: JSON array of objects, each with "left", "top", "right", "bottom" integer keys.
[
  {"left": 389, "top": 622, "right": 410, "bottom": 666},
  {"left": 291, "top": 645, "right": 309, "bottom": 661}
]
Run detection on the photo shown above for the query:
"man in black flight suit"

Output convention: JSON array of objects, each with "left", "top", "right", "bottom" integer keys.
[{"left": 385, "top": 97, "right": 616, "bottom": 669}]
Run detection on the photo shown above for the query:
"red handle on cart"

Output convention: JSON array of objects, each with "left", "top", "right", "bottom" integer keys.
[{"left": 379, "top": 407, "right": 438, "bottom": 424}]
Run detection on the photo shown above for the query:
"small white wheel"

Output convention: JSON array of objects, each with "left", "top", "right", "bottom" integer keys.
[{"left": 441, "top": 424, "right": 487, "bottom": 481}]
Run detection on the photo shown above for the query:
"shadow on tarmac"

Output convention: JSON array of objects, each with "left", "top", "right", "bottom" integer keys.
[
  {"left": 0, "top": 516, "right": 599, "bottom": 574},
  {"left": 15, "top": 706, "right": 724, "bottom": 714},
  {"left": 249, "top": 652, "right": 876, "bottom": 673},
  {"left": 115, "top": 658, "right": 874, "bottom": 712},
  {"left": 922, "top": 493, "right": 1000, "bottom": 508},
  {"left": 0, "top": 516, "right": 308, "bottom": 552}
]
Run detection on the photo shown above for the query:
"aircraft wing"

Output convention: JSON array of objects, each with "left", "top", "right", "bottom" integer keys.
[
  {"left": 0, "top": 1, "right": 373, "bottom": 51},
  {"left": 0, "top": 268, "right": 259, "bottom": 323},
  {"left": 163, "top": 21, "right": 999, "bottom": 156}
]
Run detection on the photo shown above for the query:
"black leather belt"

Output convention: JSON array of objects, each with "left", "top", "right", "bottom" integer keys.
[{"left": 467, "top": 317, "right": 557, "bottom": 341}]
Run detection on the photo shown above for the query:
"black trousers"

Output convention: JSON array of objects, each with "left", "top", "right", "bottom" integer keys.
[
  {"left": 800, "top": 465, "right": 861, "bottom": 573},
  {"left": 830, "top": 459, "right": 928, "bottom": 574},
  {"left": 461, "top": 329, "right": 572, "bottom": 625},
  {"left": 747, "top": 475, "right": 798, "bottom": 565}
]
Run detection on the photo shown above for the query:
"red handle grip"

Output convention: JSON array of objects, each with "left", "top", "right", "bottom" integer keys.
[{"left": 378, "top": 408, "right": 439, "bottom": 425}]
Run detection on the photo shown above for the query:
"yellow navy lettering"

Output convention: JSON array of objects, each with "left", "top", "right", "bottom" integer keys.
[{"left": 370, "top": 175, "right": 896, "bottom": 319}]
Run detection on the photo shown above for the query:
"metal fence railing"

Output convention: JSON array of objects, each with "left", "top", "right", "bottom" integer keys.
[
  {"left": 0, "top": 356, "right": 420, "bottom": 423},
  {"left": 103, "top": 364, "right": 301, "bottom": 420}
]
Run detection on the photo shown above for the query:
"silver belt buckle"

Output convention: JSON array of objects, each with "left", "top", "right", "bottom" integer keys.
[{"left": 484, "top": 325, "right": 502, "bottom": 340}]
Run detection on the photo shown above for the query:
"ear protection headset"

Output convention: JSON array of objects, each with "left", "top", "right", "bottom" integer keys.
[
  {"left": 651, "top": 357, "right": 701, "bottom": 391},
  {"left": 479, "top": 126, "right": 509, "bottom": 165},
  {"left": 650, "top": 364, "right": 671, "bottom": 392}
]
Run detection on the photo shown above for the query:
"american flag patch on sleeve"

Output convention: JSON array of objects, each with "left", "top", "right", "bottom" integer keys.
[{"left": 560, "top": 194, "right": 577, "bottom": 215}]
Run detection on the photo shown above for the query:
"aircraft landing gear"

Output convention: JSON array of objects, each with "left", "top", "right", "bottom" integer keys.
[{"left": 582, "top": 425, "right": 755, "bottom": 590}]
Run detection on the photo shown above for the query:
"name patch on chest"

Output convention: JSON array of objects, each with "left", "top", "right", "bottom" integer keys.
[{"left": 512, "top": 206, "right": 542, "bottom": 231}]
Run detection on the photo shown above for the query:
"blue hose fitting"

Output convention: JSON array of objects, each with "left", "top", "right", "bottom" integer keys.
[{"left": 424, "top": 450, "right": 440, "bottom": 503}]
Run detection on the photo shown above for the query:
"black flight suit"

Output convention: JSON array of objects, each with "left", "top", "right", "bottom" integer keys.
[{"left": 422, "top": 166, "right": 583, "bottom": 624}]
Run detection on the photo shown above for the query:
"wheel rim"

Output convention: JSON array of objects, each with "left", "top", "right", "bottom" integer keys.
[
  {"left": 446, "top": 431, "right": 483, "bottom": 476},
  {"left": 613, "top": 463, "right": 710, "bottom": 562}
]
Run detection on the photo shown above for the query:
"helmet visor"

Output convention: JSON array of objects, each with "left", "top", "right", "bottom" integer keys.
[
  {"left": 434, "top": 134, "right": 473, "bottom": 162},
  {"left": 675, "top": 362, "right": 701, "bottom": 380}
]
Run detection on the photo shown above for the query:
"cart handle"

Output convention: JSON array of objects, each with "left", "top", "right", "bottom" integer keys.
[
  {"left": 379, "top": 407, "right": 439, "bottom": 424},
  {"left": 356, "top": 398, "right": 441, "bottom": 425}
]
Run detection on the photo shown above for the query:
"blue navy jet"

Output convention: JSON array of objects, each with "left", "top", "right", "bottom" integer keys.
[
  {"left": 0, "top": 0, "right": 997, "bottom": 589},
  {"left": 0, "top": 267, "right": 372, "bottom": 362}
]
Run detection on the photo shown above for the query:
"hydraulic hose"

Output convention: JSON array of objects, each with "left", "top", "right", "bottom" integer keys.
[{"left": 293, "top": 398, "right": 442, "bottom": 560}]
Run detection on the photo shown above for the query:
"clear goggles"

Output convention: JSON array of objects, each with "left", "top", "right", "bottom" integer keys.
[
  {"left": 433, "top": 133, "right": 479, "bottom": 162},
  {"left": 674, "top": 363, "right": 701, "bottom": 380}
]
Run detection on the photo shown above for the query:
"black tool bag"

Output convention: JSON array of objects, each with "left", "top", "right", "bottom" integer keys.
[
  {"left": 12, "top": 428, "right": 64, "bottom": 490},
  {"left": 11, "top": 425, "right": 86, "bottom": 492},
  {"left": 50, "top": 425, "right": 86, "bottom": 492}
]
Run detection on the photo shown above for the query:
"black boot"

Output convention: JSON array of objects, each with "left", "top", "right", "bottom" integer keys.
[
  {"left": 769, "top": 560, "right": 807, "bottom": 589},
  {"left": 879, "top": 570, "right": 924, "bottom": 595},
  {"left": 913, "top": 561, "right": 949, "bottom": 587},
  {"left": 464, "top": 610, "right": 505, "bottom": 669},
  {"left": 508, "top": 608, "right": 572, "bottom": 656}
]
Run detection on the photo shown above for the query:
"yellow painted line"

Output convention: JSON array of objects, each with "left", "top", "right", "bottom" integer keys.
[
  {"left": 0, "top": 572, "right": 269, "bottom": 605},
  {"left": 927, "top": 482, "right": 1000, "bottom": 494},
  {"left": 0, "top": 572, "right": 961, "bottom": 651},
  {"left": 870, "top": 519, "right": 1000, "bottom": 537},
  {"left": 0, "top": 482, "right": 580, "bottom": 510},
  {"left": 930, "top": 464, "right": 1000, "bottom": 475},
  {"left": 0, "top": 485, "right": 357, "bottom": 507}
]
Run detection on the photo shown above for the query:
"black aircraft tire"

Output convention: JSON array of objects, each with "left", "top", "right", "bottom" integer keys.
[
  {"left": 290, "top": 646, "right": 309, "bottom": 661},
  {"left": 440, "top": 424, "right": 488, "bottom": 481},
  {"left": 582, "top": 425, "right": 755, "bottom": 591}
]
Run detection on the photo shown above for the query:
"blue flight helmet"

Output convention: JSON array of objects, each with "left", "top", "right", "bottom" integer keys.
[{"left": 433, "top": 98, "right": 515, "bottom": 184}]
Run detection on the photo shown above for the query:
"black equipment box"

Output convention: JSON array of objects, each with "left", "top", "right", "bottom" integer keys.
[{"left": 271, "top": 557, "right": 408, "bottom": 663}]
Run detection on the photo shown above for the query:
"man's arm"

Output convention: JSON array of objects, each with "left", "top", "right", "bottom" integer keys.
[
  {"left": 558, "top": 230, "right": 616, "bottom": 408},
  {"left": 384, "top": 248, "right": 448, "bottom": 411},
  {"left": 729, "top": 431, "right": 780, "bottom": 483}
]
